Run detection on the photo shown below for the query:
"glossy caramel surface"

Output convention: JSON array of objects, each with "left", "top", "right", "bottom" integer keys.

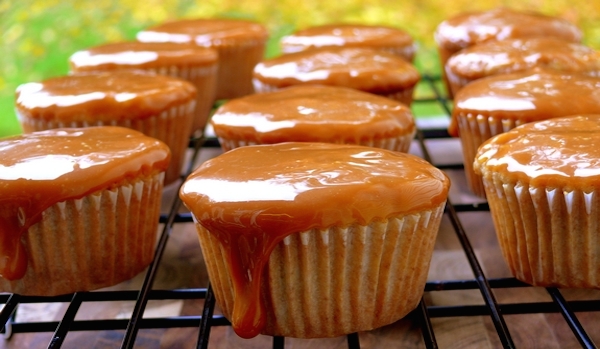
[
  {"left": 180, "top": 142, "right": 449, "bottom": 338},
  {"left": 136, "top": 18, "right": 268, "bottom": 46},
  {"left": 0, "top": 126, "right": 171, "bottom": 281},
  {"left": 69, "top": 41, "right": 218, "bottom": 72},
  {"left": 253, "top": 47, "right": 420, "bottom": 91},
  {"left": 446, "top": 37, "right": 600, "bottom": 80},
  {"left": 449, "top": 70, "right": 600, "bottom": 136},
  {"left": 474, "top": 115, "right": 600, "bottom": 188},
  {"left": 211, "top": 85, "right": 415, "bottom": 143},
  {"left": 280, "top": 23, "right": 414, "bottom": 53},
  {"left": 434, "top": 7, "right": 582, "bottom": 51},
  {"left": 16, "top": 71, "right": 197, "bottom": 121}
]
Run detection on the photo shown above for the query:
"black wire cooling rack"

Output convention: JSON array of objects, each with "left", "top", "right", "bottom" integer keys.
[{"left": 2, "top": 74, "right": 600, "bottom": 349}]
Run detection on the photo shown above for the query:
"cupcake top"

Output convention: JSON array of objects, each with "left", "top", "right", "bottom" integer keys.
[
  {"left": 280, "top": 23, "right": 415, "bottom": 60},
  {"left": 449, "top": 70, "right": 600, "bottom": 136},
  {"left": 474, "top": 115, "right": 600, "bottom": 188},
  {"left": 446, "top": 37, "right": 600, "bottom": 80},
  {"left": 136, "top": 18, "right": 268, "bottom": 47},
  {"left": 16, "top": 71, "right": 197, "bottom": 122},
  {"left": 179, "top": 141, "right": 449, "bottom": 338},
  {"left": 69, "top": 41, "right": 218, "bottom": 72},
  {"left": 0, "top": 126, "right": 171, "bottom": 280},
  {"left": 253, "top": 47, "right": 420, "bottom": 92},
  {"left": 435, "top": 7, "right": 582, "bottom": 52},
  {"left": 211, "top": 84, "right": 415, "bottom": 143}
]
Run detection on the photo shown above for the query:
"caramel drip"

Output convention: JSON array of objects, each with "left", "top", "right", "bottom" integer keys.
[
  {"left": 449, "top": 70, "right": 600, "bottom": 137},
  {"left": 69, "top": 41, "right": 218, "bottom": 72},
  {"left": 435, "top": 7, "right": 582, "bottom": 51},
  {"left": 15, "top": 71, "right": 197, "bottom": 122},
  {"left": 211, "top": 85, "right": 415, "bottom": 143},
  {"left": 180, "top": 142, "right": 450, "bottom": 337},
  {"left": 474, "top": 115, "right": 600, "bottom": 187},
  {"left": 252, "top": 47, "right": 420, "bottom": 91},
  {"left": 0, "top": 127, "right": 171, "bottom": 280}
]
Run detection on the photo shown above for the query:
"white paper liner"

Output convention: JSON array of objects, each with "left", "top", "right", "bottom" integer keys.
[
  {"left": 18, "top": 100, "right": 195, "bottom": 185},
  {"left": 456, "top": 112, "right": 526, "bottom": 197},
  {"left": 0, "top": 172, "right": 164, "bottom": 296},
  {"left": 194, "top": 202, "right": 446, "bottom": 338},
  {"left": 217, "top": 130, "right": 416, "bottom": 153},
  {"left": 482, "top": 175, "right": 600, "bottom": 288}
]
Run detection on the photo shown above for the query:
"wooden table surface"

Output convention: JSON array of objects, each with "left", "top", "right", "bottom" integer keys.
[{"left": 2, "top": 127, "right": 600, "bottom": 349}]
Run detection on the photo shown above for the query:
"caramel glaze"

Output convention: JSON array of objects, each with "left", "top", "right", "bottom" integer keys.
[
  {"left": 69, "top": 41, "right": 218, "bottom": 72},
  {"left": 15, "top": 70, "right": 197, "bottom": 122},
  {"left": 211, "top": 84, "right": 415, "bottom": 143},
  {"left": 0, "top": 126, "right": 171, "bottom": 281},
  {"left": 136, "top": 18, "right": 268, "bottom": 46},
  {"left": 252, "top": 47, "right": 421, "bottom": 92},
  {"left": 435, "top": 7, "right": 582, "bottom": 52},
  {"left": 474, "top": 115, "right": 600, "bottom": 188},
  {"left": 280, "top": 23, "right": 415, "bottom": 53},
  {"left": 449, "top": 69, "right": 600, "bottom": 137},
  {"left": 179, "top": 142, "right": 450, "bottom": 338},
  {"left": 446, "top": 37, "right": 600, "bottom": 80}
]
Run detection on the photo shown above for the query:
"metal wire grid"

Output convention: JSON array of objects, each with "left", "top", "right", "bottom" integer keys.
[{"left": 1, "top": 74, "right": 600, "bottom": 349}]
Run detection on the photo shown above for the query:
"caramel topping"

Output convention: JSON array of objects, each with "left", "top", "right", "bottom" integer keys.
[
  {"left": 446, "top": 37, "right": 600, "bottom": 80},
  {"left": 211, "top": 85, "right": 415, "bottom": 143},
  {"left": 449, "top": 70, "right": 600, "bottom": 136},
  {"left": 15, "top": 71, "right": 197, "bottom": 122},
  {"left": 253, "top": 47, "right": 420, "bottom": 92},
  {"left": 280, "top": 23, "right": 414, "bottom": 53},
  {"left": 435, "top": 7, "right": 582, "bottom": 51},
  {"left": 0, "top": 126, "right": 171, "bottom": 281},
  {"left": 69, "top": 41, "right": 218, "bottom": 72},
  {"left": 136, "top": 18, "right": 268, "bottom": 46},
  {"left": 179, "top": 142, "right": 450, "bottom": 338},
  {"left": 474, "top": 115, "right": 600, "bottom": 188}
]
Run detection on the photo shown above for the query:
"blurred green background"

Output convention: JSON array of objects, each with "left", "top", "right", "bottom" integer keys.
[{"left": 2, "top": 0, "right": 599, "bottom": 137}]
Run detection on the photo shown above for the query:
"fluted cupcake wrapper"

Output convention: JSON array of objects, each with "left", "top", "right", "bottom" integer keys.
[
  {"left": 0, "top": 173, "right": 164, "bottom": 296},
  {"left": 195, "top": 202, "right": 446, "bottom": 338},
  {"left": 18, "top": 101, "right": 195, "bottom": 185},
  {"left": 483, "top": 174, "right": 600, "bottom": 288},
  {"left": 456, "top": 112, "right": 525, "bottom": 197},
  {"left": 216, "top": 130, "right": 416, "bottom": 153}
]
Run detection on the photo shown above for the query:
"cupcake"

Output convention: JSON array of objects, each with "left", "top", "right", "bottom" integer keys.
[
  {"left": 279, "top": 23, "right": 416, "bottom": 62},
  {"left": 15, "top": 70, "right": 197, "bottom": 185},
  {"left": 136, "top": 18, "right": 269, "bottom": 100},
  {"left": 0, "top": 126, "right": 170, "bottom": 296},
  {"left": 474, "top": 115, "right": 600, "bottom": 288},
  {"left": 210, "top": 84, "right": 416, "bottom": 152},
  {"left": 450, "top": 69, "right": 600, "bottom": 197},
  {"left": 253, "top": 47, "right": 421, "bottom": 106},
  {"left": 434, "top": 7, "right": 582, "bottom": 96},
  {"left": 69, "top": 41, "right": 218, "bottom": 135},
  {"left": 444, "top": 37, "right": 600, "bottom": 97},
  {"left": 179, "top": 142, "right": 450, "bottom": 338}
]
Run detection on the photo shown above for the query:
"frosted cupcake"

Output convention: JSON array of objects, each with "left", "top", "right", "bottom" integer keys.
[
  {"left": 253, "top": 47, "right": 420, "bottom": 106},
  {"left": 444, "top": 37, "right": 600, "bottom": 96},
  {"left": 69, "top": 41, "right": 218, "bottom": 134},
  {"left": 15, "top": 70, "right": 196, "bottom": 185},
  {"left": 137, "top": 18, "right": 268, "bottom": 100},
  {"left": 474, "top": 115, "right": 600, "bottom": 288},
  {"left": 280, "top": 23, "right": 416, "bottom": 62},
  {"left": 211, "top": 84, "right": 416, "bottom": 152},
  {"left": 180, "top": 142, "right": 450, "bottom": 338},
  {"left": 450, "top": 69, "right": 600, "bottom": 197},
  {"left": 0, "top": 126, "right": 170, "bottom": 296}
]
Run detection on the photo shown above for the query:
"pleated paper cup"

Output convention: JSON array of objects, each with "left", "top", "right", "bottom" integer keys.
[
  {"left": 195, "top": 202, "right": 446, "bottom": 338},
  {"left": 18, "top": 100, "right": 195, "bottom": 185},
  {"left": 483, "top": 175, "right": 600, "bottom": 288},
  {"left": 0, "top": 173, "right": 164, "bottom": 296}
]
